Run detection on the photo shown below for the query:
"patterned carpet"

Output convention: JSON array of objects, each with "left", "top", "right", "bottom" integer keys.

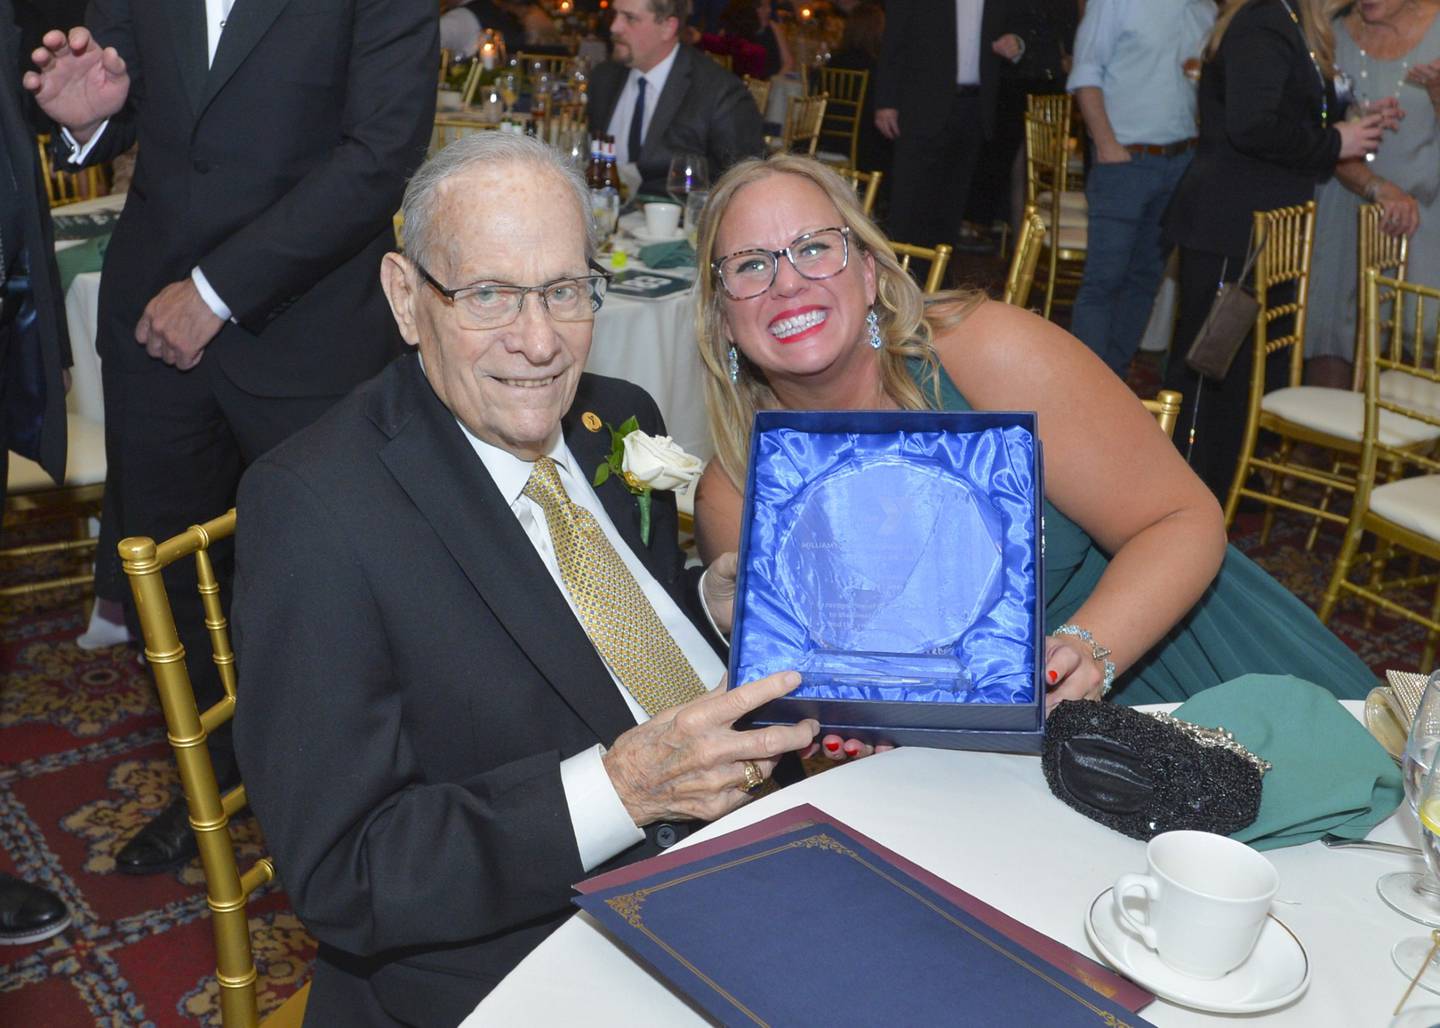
[{"left": 1, "top": 380, "right": 1432, "bottom": 1025}]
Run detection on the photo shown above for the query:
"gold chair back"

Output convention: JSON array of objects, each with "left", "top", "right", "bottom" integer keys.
[
  {"left": 1022, "top": 112, "right": 1086, "bottom": 319},
  {"left": 1002, "top": 205, "right": 1046, "bottom": 309},
  {"left": 36, "top": 134, "right": 107, "bottom": 207},
  {"left": 1320, "top": 272, "right": 1440, "bottom": 667},
  {"left": 430, "top": 112, "right": 496, "bottom": 156},
  {"left": 780, "top": 93, "right": 828, "bottom": 157},
  {"left": 743, "top": 75, "right": 772, "bottom": 116},
  {"left": 118, "top": 511, "right": 309, "bottom": 1028},
  {"left": 890, "top": 240, "right": 952, "bottom": 295},
  {"left": 1141, "top": 390, "right": 1184, "bottom": 439},
  {"left": 438, "top": 47, "right": 452, "bottom": 86},
  {"left": 834, "top": 167, "right": 881, "bottom": 217},
  {"left": 515, "top": 52, "right": 571, "bottom": 83},
  {"left": 1353, "top": 203, "right": 1410, "bottom": 389},
  {"left": 814, "top": 66, "right": 868, "bottom": 170}
]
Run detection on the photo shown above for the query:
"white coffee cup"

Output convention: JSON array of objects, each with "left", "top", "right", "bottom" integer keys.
[
  {"left": 643, "top": 202, "right": 681, "bottom": 238},
  {"left": 1113, "top": 830, "right": 1278, "bottom": 979}
]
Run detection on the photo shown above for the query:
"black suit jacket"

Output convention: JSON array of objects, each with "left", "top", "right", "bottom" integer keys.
[
  {"left": 232, "top": 355, "right": 720, "bottom": 1027},
  {"left": 587, "top": 44, "right": 764, "bottom": 196},
  {"left": 0, "top": 0, "right": 69, "bottom": 492},
  {"left": 1164, "top": 0, "right": 1340, "bottom": 258},
  {"left": 874, "top": 0, "right": 1026, "bottom": 139},
  {"left": 76, "top": 0, "right": 436, "bottom": 397}
]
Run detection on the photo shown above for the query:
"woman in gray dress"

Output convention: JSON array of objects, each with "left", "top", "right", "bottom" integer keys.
[{"left": 1307, "top": 0, "right": 1440, "bottom": 387}]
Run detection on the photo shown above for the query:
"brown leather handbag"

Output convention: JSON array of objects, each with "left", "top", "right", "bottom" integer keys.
[{"left": 1184, "top": 227, "right": 1267, "bottom": 382}]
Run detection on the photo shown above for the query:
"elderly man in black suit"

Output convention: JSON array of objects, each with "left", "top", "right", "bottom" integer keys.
[
  {"left": 231, "top": 132, "right": 821, "bottom": 1026},
  {"left": 588, "top": 0, "right": 763, "bottom": 196},
  {"left": 24, "top": 2, "right": 437, "bottom": 874}
]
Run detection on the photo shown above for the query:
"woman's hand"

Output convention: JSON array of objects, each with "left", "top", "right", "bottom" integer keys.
[
  {"left": 801, "top": 735, "right": 895, "bottom": 762},
  {"left": 1044, "top": 634, "right": 1107, "bottom": 710},
  {"left": 1406, "top": 59, "right": 1440, "bottom": 114},
  {"left": 1337, "top": 112, "right": 1386, "bottom": 160},
  {"left": 1375, "top": 179, "right": 1421, "bottom": 237}
]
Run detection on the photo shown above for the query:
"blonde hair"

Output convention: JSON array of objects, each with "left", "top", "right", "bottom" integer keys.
[
  {"left": 694, "top": 155, "right": 984, "bottom": 489},
  {"left": 1207, "top": 0, "right": 1343, "bottom": 77}
]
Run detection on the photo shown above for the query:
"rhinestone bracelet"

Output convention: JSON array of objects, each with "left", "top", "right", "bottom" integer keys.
[{"left": 1053, "top": 623, "right": 1116, "bottom": 697}]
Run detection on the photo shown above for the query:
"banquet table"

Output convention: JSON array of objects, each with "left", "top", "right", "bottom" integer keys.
[
  {"left": 58, "top": 197, "right": 714, "bottom": 462},
  {"left": 466, "top": 701, "right": 1427, "bottom": 1027}
]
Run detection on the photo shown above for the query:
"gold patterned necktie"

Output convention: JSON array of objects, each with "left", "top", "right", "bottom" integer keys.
[{"left": 523, "top": 456, "right": 707, "bottom": 717}]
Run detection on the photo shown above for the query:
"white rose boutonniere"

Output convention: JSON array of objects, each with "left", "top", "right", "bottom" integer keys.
[{"left": 592, "top": 416, "right": 703, "bottom": 545}]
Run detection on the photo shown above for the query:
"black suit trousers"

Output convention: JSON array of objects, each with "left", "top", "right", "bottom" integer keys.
[{"left": 886, "top": 92, "right": 984, "bottom": 252}]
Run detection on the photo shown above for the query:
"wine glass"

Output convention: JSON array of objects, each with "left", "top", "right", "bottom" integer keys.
[
  {"left": 1392, "top": 752, "right": 1440, "bottom": 997},
  {"left": 684, "top": 189, "right": 709, "bottom": 246},
  {"left": 666, "top": 154, "right": 710, "bottom": 228},
  {"left": 1382, "top": 672, "right": 1440, "bottom": 924}
]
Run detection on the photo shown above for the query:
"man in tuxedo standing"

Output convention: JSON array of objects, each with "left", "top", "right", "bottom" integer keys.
[
  {"left": 232, "top": 132, "right": 823, "bottom": 1024},
  {"left": 23, "top": 2, "right": 437, "bottom": 875},
  {"left": 587, "top": 0, "right": 762, "bottom": 196},
  {"left": 0, "top": 0, "right": 73, "bottom": 947},
  {"left": 874, "top": 0, "right": 1030, "bottom": 254}
]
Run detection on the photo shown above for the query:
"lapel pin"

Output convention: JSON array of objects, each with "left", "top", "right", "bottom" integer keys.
[{"left": 582, "top": 411, "right": 602, "bottom": 432}]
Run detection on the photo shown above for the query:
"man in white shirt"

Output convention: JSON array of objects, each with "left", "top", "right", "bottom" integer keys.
[
  {"left": 231, "top": 132, "right": 825, "bottom": 1026},
  {"left": 24, "top": 4, "right": 437, "bottom": 873},
  {"left": 587, "top": 0, "right": 762, "bottom": 196}
]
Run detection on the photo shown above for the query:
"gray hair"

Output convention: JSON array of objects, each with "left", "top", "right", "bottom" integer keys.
[{"left": 399, "top": 132, "right": 596, "bottom": 271}]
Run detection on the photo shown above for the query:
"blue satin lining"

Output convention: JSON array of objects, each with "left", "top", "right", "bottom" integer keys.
[{"left": 733, "top": 425, "right": 1038, "bottom": 704}]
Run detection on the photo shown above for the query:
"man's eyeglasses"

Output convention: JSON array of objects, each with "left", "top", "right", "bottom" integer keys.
[
  {"left": 413, "top": 259, "right": 611, "bottom": 329},
  {"left": 711, "top": 226, "right": 851, "bottom": 300}
]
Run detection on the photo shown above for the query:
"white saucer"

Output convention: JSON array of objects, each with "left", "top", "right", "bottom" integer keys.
[
  {"left": 628, "top": 225, "right": 687, "bottom": 245},
  {"left": 1084, "top": 887, "right": 1311, "bottom": 1014}
]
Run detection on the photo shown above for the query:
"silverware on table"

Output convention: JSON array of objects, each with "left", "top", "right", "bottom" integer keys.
[{"left": 1320, "top": 833, "right": 1421, "bottom": 856}]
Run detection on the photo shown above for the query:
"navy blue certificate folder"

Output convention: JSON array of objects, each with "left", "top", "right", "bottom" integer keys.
[
  {"left": 730, "top": 411, "right": 1046, "bottom": 752},
  {"left": 576, "top": 820, "right": 1153, "bottom": 1027}
]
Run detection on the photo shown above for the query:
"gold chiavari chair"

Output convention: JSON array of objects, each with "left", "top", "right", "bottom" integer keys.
[
  {"left": 438, "top": 47, "right": 452, "bottom": 86},
  {"left": 119, "top": 512, "right": 310, "bottom": 1028},
  {"left": 890, "top": 240, "right": 952, "bottom": 295},
  {"left": 0, "top": 450, "right": 105, "bottom": 599},
  {"left": 708, "top": 50, "right": 734, "bottom": 73},
  {"left": 834, "top": 167, "right": 881, "bottom": 217},
  {"left": 1142, "top": 390, "right": 1184, "bottom": 440},
  {"left": 1222, "top": 202, "right": 1440, "bottom": 542},
  {"left": 36, "top": 134, "right": 107, "bottom": 207},
  {"left": 1320, "top": 273, "right": 1440, "bottom": 670},
  {"left": 515, "top": 52, "right": 571, "bottom": 82},
  {"left": 1002, "top": 205, "right": 1046, "bottom": 309},
  {"left": 429, "top": 112, "right": 496, "bottom": 156},
  {"left": 459, "top": 58, "right": 486, "bottom": 109},
  {"left": 813, "top": 66, "right": 868, "bottom": 170},
  {"left": 1022, "top": 112, "right": 1087, "bottom": 319},
  {"left": 768, "top": 93, "right": 828, "bottom": 157},
  {"left": 743, "top": 75, "right": 772, "bottom": 116}
]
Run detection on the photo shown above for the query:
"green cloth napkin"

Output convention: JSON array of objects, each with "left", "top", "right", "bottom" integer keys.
[
  {"left": 638, "top": 239, "right": 695, "bottom": 269},
  {"left": 56, "top": 233, "right": 110, "bottom": 292},
  {"left": 1174, "top": 674, "right": 1402, "bottom": 851}
]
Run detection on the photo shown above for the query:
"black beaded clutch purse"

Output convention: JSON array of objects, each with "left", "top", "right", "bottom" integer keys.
[{"left": 1041, "top": 700, "right": 1270, "bottom": 841}]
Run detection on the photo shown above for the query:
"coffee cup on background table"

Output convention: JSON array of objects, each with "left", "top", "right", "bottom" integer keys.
[
  {"left": 643, "top": 202, "right": 681, "bottom": 238},
  {"left": 1113, "top": 830, "right": 1278, "bottom": 979}
]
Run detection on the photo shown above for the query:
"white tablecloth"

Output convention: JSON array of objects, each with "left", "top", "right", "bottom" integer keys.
[{"left": 467, "top": 701, "right": 1423, "bottom": 1027}]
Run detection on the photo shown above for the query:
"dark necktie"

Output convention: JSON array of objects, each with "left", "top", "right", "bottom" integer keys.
[{"left": 628, "top": 75, "right": 647, "bottom": 163}]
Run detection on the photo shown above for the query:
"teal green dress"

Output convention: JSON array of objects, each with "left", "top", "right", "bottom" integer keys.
[{"left": 925, "top": 364, "right": 1376, "bottom": 704}]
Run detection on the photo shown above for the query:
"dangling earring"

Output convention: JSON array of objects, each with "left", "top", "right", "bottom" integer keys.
[
  {"left": 866, "top": 308, "right": 883, "bottom": 349},
  {"left": 727, "top": 345, "right": 739, "bottom": 383}
]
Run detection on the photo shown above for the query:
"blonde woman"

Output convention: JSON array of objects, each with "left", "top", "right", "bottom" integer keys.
[
  {"left": 693, "top": 154, "right": 1375, "bottom": 708},
  {"left": 1162, "top": 0, "right": 1395, "bottom": 496}
]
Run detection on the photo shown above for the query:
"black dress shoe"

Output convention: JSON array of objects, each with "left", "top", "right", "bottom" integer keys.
[
  {"left": 116, "top": 798, "right": 199, "bottom": 875},
  {"left": 0, "top": 873, "right": 71, "bottom": 945}
]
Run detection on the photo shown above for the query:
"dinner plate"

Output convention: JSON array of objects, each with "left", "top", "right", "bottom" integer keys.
[
  {"left": 1084, "top": 887, "right": 1311, "bottom": 1014},
  {"left": 1367, "top": 686, "right": 1408, "bottom": 762}
]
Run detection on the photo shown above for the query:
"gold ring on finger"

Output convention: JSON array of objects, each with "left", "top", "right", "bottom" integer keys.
[{"left": 741, "top": 760, "right": 764, "bottom": 792}]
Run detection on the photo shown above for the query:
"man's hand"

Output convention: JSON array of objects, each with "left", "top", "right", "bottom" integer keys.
[
  {"left": 991, "top": 34, "right": 1023, "bottom": 62},
  {"left": 1094, "top": 140, "right": 1132, "bottom": 164},
  {"left": 602, "top": 671, "right": 818, "bottom": 825},
  {"left": 135, "top": 279, "right": 225, "bottom": 371},
  {"left": 22, "top": 28, "right": 129, "bottom": 143},
  {"left": 875, "top": 107, "right": 900, "bottom": 140},
  {"left": 701, "top": 552, "right": 737, "bottom": 635}
]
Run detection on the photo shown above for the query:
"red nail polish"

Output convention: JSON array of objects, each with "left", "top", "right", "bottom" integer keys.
[
  {"left": 843, "top": 741, "right": 860, "bottom": 756},
  {"left": 1047, "top": 669, "right": 1058, "bottom": 684},
  {"left": 824, "top": 739, "right": 841, "bottom": 752}
]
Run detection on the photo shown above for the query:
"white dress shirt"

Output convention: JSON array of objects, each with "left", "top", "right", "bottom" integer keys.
[
  {"left": 460, "top": 422, "right": 727, "bottom": 871},
  {"left": 955, "top": 0, "right": 984, "bottom": 86},
  {"left": 604, "top": 42, "right": 680, "bottom": 166}
]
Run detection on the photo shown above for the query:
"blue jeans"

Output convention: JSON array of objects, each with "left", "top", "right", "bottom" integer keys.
[{"left": 1069, "top": 150, "right": 1192, "bottom": 375}]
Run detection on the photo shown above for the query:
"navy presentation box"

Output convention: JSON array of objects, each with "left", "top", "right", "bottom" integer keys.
[{"left": 730, "top": 410, "right": 1045, "bottom": 753}]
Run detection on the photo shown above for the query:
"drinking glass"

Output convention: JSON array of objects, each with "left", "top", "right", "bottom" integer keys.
[
  {"left": 1383, "top": 672, "right": 1440, "bottom": 925},
  {"left": 684, "top": 189, "right": 709, "bottom": 246},
  {"left": 666, "top": 154, "right": 710, "bottom": 227},
  {"left": 1392, "top": 757, "right": 1440, "bottom": 996}
]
